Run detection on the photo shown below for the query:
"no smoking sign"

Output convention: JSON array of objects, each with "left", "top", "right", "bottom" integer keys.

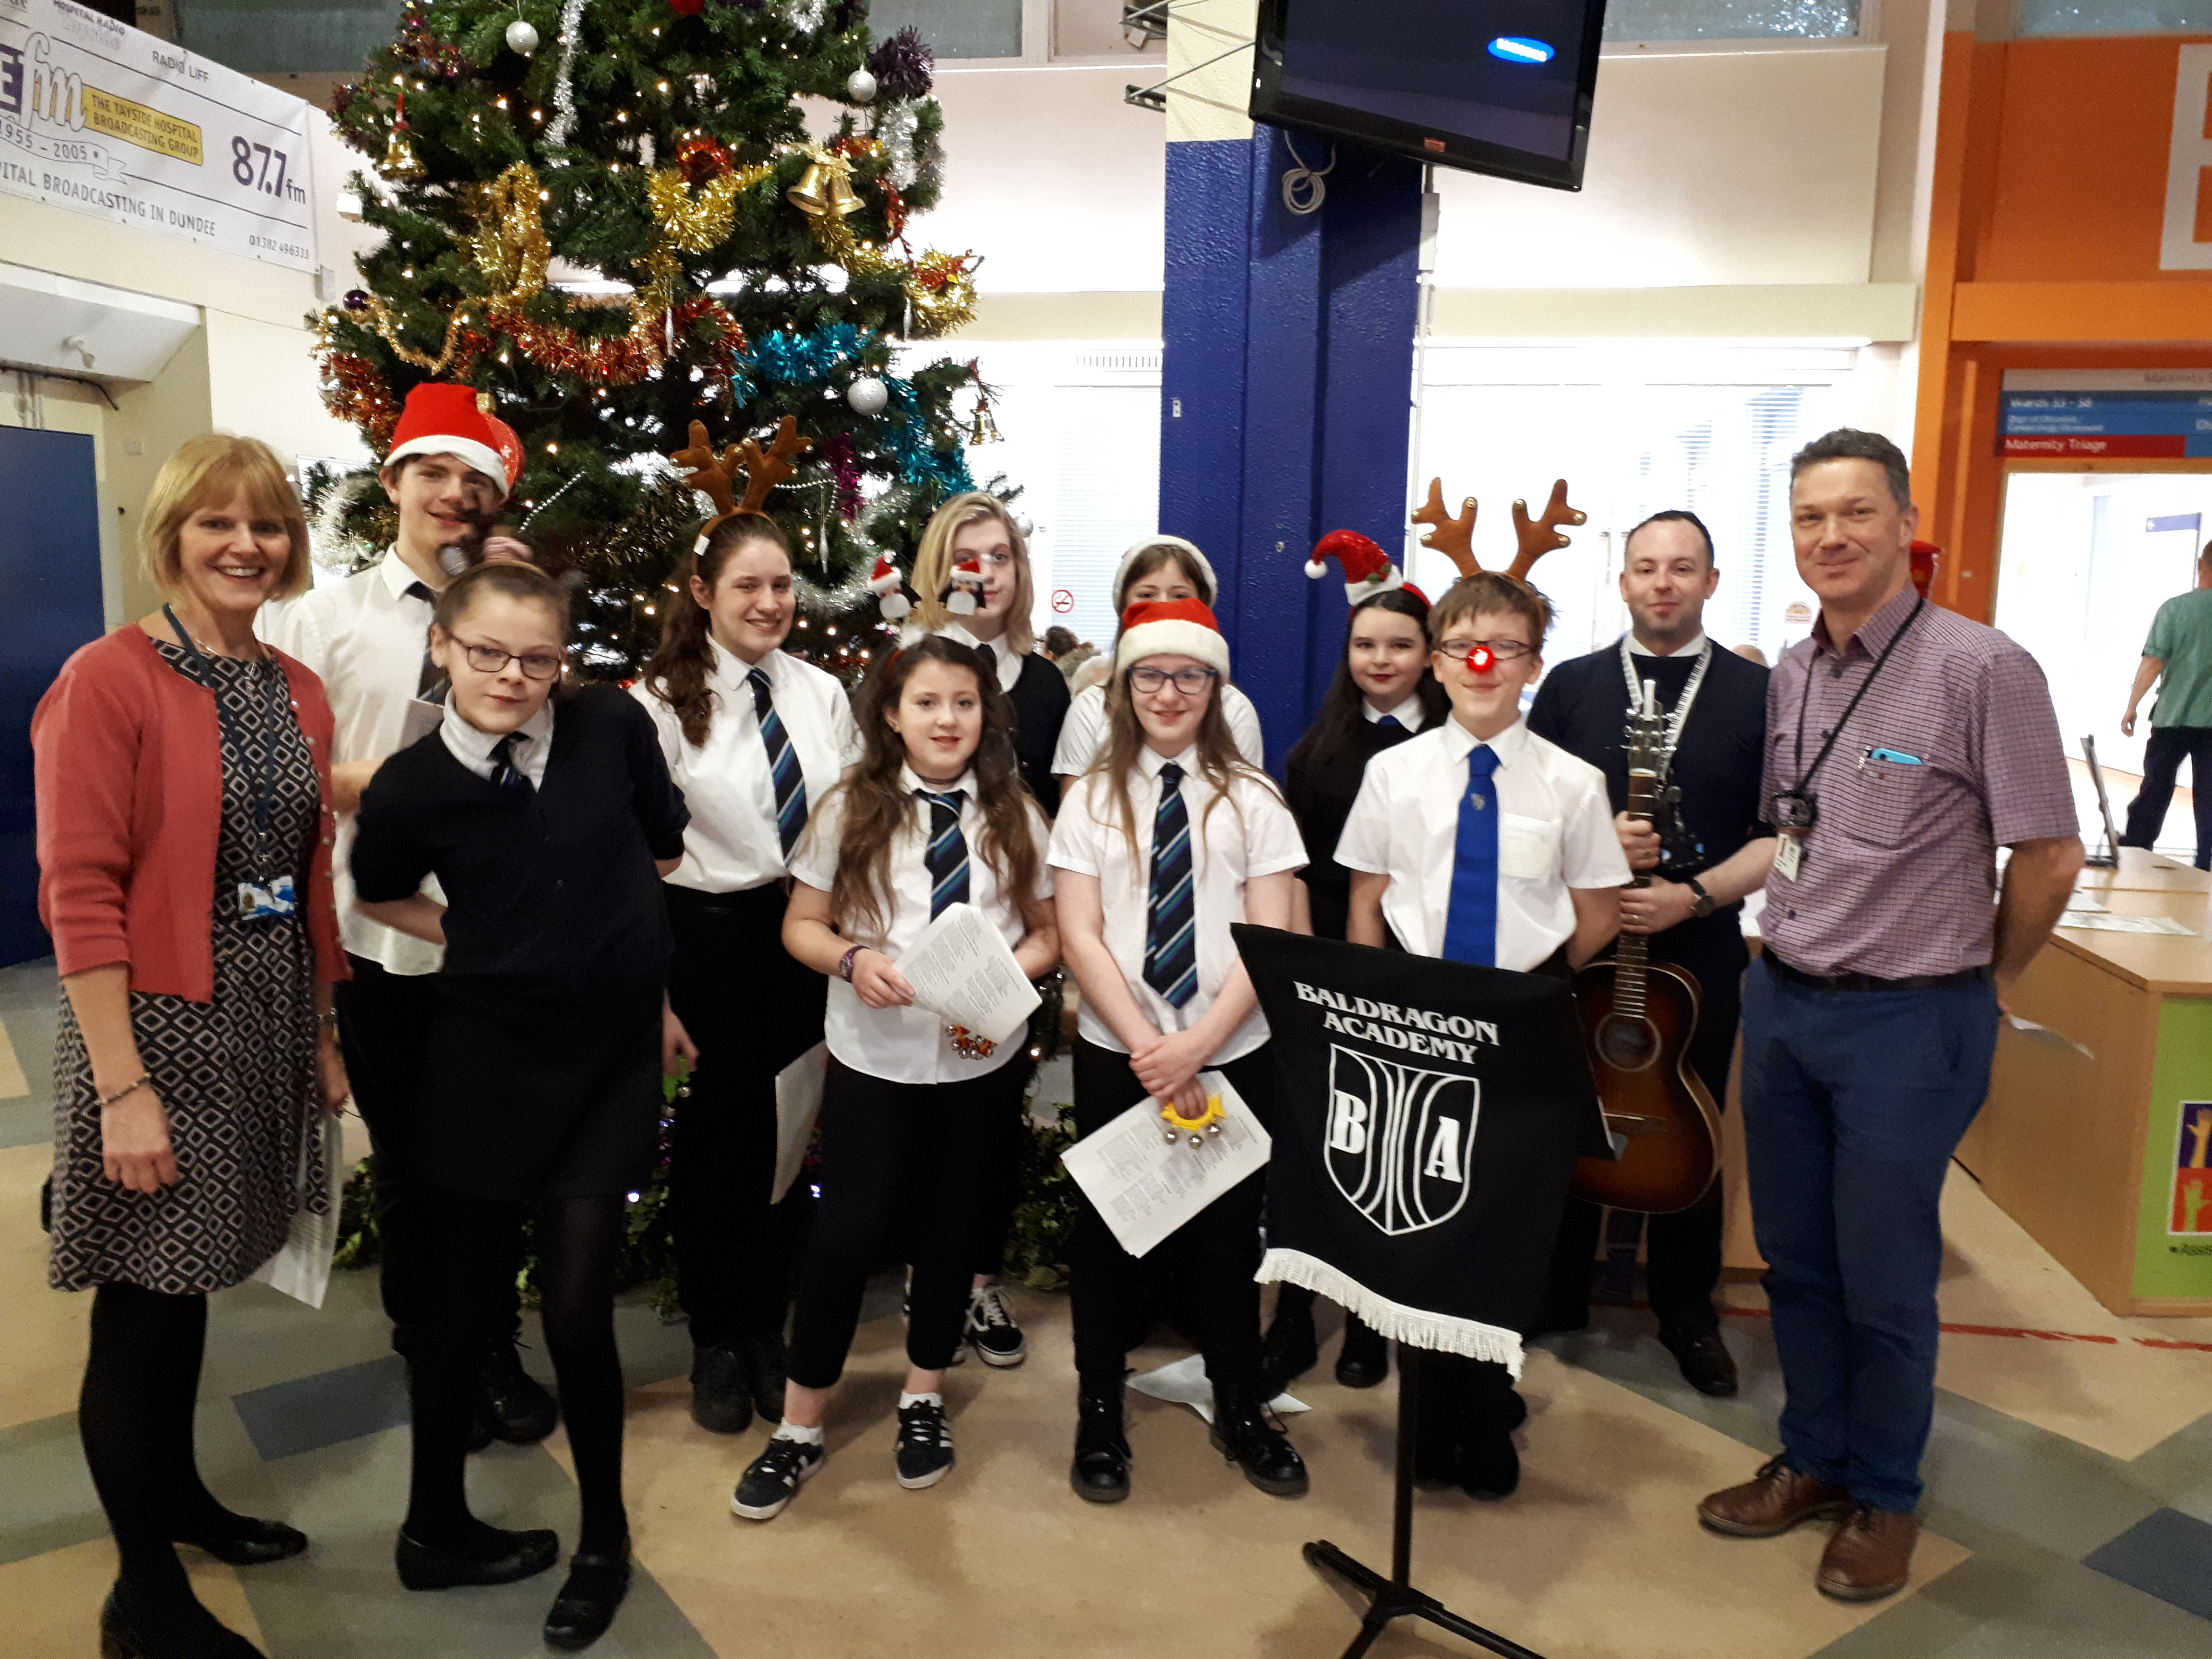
[{"left": 1051, "top": 589, "right": 1074, "bottom": 613}]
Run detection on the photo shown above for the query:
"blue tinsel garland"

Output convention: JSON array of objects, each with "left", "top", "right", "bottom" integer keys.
[{"left": 722, "top": 325, "right": 972, "bottom": 498}]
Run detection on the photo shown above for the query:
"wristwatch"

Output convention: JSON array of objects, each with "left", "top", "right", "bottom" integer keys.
[{"left": 1685, "top": 877, "right": 1716, "bottom": 919}]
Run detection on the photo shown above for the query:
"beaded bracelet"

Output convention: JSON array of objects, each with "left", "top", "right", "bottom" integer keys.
[{"left": 97, "top": 1072, "right": 152, "bottom": 1110}]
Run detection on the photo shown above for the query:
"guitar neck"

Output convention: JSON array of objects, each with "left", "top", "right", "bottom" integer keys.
[{"left": 1615, "top": 769, "right": 1658, "bottom": 1014}]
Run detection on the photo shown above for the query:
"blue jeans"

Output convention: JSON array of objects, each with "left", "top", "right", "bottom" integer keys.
[{"left": 1740, "top": 956, "right": 1999, "bottom": 1513}]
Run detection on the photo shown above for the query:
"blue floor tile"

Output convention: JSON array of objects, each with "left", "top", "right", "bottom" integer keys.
[
  {"left": 231, "top": 1353, "right": 409, "bottom": 1462},
  {"left": 2083, "top": 1507, "right": 2212, "bottom": 1620}
]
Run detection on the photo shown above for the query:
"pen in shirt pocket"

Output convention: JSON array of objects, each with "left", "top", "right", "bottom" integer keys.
[{"left": 1858, "top": 745, "right": 1924, "bottom": 769}]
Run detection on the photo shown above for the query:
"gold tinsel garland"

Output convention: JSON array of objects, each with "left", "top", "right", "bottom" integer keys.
[{"left": 468, "top": 161, "right": 551, "bottom": 298}]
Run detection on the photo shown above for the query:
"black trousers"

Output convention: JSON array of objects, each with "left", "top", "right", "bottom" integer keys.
[
  {"left": 2121, "top": 725, "right": 2212, "bottom": 870},
  {"left": 665, "top": 884, "right": 825, "bottom": 1352},
  {"left": 1539, "top": 931, "right": 1742, "bottom": 1338},
  {"left": 332, "top": 953, "right": 521, "bottom": 1359},
  {"left": 787, "top": 1057, "right": 1032, "bottom": 1388},
  {"left": 1070, "top": 1039, "right": 1276, "bottom": 1396}
]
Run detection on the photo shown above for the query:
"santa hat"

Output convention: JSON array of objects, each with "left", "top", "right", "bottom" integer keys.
[
  {"left": 1116, "top": 597, "right": 1230, "bottom": 682},
  {"left": 869, "top": 553, "right": 912, "bottom": 622},
  {"left": 384, "top": 383, "right": 524, "bottom": 499},
  {"left": 1113, "top": 535, "right": 1217, "bottom": 608},
  {"left": 1307, "top": 529, "right": 1424, "bottom": 606},
  {"left": 944, "top": 552, "right": 986, "bottom": 617}
]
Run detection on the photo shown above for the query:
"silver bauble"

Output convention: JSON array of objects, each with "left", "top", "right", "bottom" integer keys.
[
  {"left": 846, "top": 68, "right": 878, "bottom": 104},
  {"left": 846, "top": 375, "right": 889, "bottom": 416},
  {"left": 505, "top": 18, "right": 540, "bottom": 54}
]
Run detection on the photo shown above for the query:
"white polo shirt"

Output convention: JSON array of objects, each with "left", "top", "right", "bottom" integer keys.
[
  {"left": 258, "top": 550, "right": 445, "bottom": 975},
  {"left": 632, "top": 639, "right": 861, "bottom": 894},
  {"left": 789, "top": 769, "right": 1053, "bottom": 1084},
  {"left": 1047, "top": 746, "right": 1306, "bottom": 1063},
  {"left": 1335, "top": 716, "right": 1628, "bottom": 970},
  {"left": 1050, "top": 680, "right": 1266, "bottom": 779}
]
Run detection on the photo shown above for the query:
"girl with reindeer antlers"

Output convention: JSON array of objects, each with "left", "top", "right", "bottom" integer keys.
[
  {"left": 635, "top": 419, "right": 866, "bottom": 1442},
  {"left": 1333, "top": 477, "right": 1631, "bottom": 1502}
]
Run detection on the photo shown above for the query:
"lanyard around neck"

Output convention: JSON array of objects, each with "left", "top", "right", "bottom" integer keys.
[
  {"left": 1788, "top": 597, "right": 1925, "bottom": 796},
  {"left": 1617, "top": 635, "right": 1713, "bottom": 762},
  {"left": 164, "top": 604, "right": 289, "bottom": 875}
]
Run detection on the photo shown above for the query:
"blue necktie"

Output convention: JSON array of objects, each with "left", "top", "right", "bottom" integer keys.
[
  {"left": 1441, "top": 745, "right": 1502, "bottom": 965},
  {"left": 1144, "top": 763, "right": 1198, "bottom": 1008},
  {"left": 920, "top": 790, "right": 971, "bottom": 917},
  {"left": 489, "top": 733, "right": 533, "bottom": 796},
  {"left": 1377, "top": 714, "right": 1404, "bottom": 731},
  {"left": 748, "top": 666, "right": 807, "bottom": 860}
]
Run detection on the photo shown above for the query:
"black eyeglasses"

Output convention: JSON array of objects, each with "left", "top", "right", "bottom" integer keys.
[
  {"left": 455, "top": 640, "right": 565, "bottom": 680},
  {"left": 1128, "top": 665, "right": 1219, "bottom": 694},
  {"left": 1436, "top": 637, "right": 1535, "bottom": 662}
]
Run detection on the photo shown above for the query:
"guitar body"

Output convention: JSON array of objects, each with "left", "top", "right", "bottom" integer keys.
[{"left": 1568, "top": 958, "right": 1723, "bottom": 1214}]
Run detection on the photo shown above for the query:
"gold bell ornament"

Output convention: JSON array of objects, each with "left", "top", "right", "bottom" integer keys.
[
  {"left": 786, "top": 149, "right": 862, "bottom": 219},
  {"left": 968, "top": 396, "right": 1001, "bottom": 445},
  {"left": 382, "top": 89, "right": 424, "bottom": 182}
]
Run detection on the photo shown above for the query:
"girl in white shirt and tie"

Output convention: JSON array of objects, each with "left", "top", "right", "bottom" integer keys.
[
  {"left": 1047, "top": 598, "right": 1310, "bottom": 1505},
  {"left": 633, "top": 514, "right": 860, "bottom": 1439},
  {"left": 728, "top": 634, "right": 1057, "bottom": 1517}
]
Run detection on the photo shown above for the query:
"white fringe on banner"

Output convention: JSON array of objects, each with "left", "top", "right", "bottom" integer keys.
[{"left": 1258, "top": 1248, "right": 1526, "bottom": 1378}]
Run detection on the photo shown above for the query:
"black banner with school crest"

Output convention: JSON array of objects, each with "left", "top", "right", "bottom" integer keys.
[{"left": 1233, "top": 925, "right": 1609, "bottom": 1373}]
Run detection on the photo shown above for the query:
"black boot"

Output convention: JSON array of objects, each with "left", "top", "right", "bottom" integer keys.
[
  {"left": 1334, "top": 1314, "right": 1389, "bottom": 1389},
  {"left": 1210, "top": 1383, "right": 1309, "bottom": 1497},
  {"left": 1457, "top": 1362, "right": 1524, "bottom": 1501},
  {"left": 480, "top": 1340, "right": 558, "bottom": 1444},
  {"left": 1256, "top": 1290, "right": 1319, "bottom": 1400},
  {"left": 1070, "top": 1385, "right": 1131, "bottom": 1503},
  {"left": 689, "top": 1342, "right": 753, "bottom": 1435},
  {"left": 744, "top": 1330, "right": 788, "bottom": 1424}
]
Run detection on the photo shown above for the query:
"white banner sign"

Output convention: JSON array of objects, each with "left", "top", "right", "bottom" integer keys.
[{"left": 0, "top": 0, "right": 316, "bottom": 272}]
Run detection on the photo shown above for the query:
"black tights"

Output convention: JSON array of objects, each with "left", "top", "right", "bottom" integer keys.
[
  {"left": 80, "top": 1283, "right": 257, "bottom": 1622},
  {"left": 406, "top": 1188, "right": 628, "bottom": 1555}
]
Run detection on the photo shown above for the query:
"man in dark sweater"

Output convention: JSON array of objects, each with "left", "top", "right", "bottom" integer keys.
[{"left": 1527, "top": 510, "right": 1775, "bottom": 1396}]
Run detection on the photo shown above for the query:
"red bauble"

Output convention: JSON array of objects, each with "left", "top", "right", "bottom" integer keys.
[
  {"left": 675, "top": 134, "right": 731, "bottom": 185},
  {"left": 669, "top": 0, "right": 704, "bottom": 12}
]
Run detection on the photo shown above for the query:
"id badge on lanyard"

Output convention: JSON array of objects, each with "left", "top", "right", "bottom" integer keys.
[{"left": 239, "top": 875, "right": 299, "bottom": 919}]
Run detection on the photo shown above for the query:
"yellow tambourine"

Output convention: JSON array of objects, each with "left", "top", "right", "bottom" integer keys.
[{"left": 1160, "top": 1086, "right": 1226, "bottom": 1147}]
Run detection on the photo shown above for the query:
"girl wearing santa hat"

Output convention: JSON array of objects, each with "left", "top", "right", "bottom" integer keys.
[
  {"left": 1258, "top": 533, "right": 1452, "bottom": 1401},
  {"left": 1048, "top": 598, "right": 1310, "bottom": 1504},
  {"left": 632, "top": 512, "right": 861, "bottom": 1441},
  {"left": 1050, "top": 537, "right": 1266, "bottom": 797}
]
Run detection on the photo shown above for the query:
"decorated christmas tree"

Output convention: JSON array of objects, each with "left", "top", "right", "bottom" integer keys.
[{"left": 310, "top": 0, "right": 998, "bottom": 679}]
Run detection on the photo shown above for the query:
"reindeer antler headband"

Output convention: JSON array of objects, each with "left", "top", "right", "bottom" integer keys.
[
  {"left": 669, "top": 415, "right": 816, "bottom": 555},
  {"left": 1410, "top": 477, "right": 1586, "bottom": 582}
]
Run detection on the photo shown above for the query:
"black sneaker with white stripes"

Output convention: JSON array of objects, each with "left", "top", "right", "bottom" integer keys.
[
  {"left": 894, "top": 1400, "right": 956, "bottom": 1489},
  {"left": 963, "top": 1284, "right": 1027, "bottom": 1367},
  {"left": 730, "top": 1435, "right": 825, "bottom": 1522}
]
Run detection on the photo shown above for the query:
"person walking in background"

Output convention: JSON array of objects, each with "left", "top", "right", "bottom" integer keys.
[
  {"left": 35, "top": 435, "right": 351, "bottom": 1659},
  {"left": 2119, "top": 540, "right": 2212, "bottom": 869},
  {"left": 1699, "top": 430, "right": 2080, "bottom": 1602}
]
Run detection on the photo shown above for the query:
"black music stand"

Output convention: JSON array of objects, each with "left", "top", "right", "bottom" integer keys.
[{"left": 1304, "top": 1357, "right": 1549, "bottom": 1659}]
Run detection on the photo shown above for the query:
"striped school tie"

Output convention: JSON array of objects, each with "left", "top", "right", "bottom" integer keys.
[
  {"left": 488, "top": 733, "right": 533, "bottom": 795},
  {"left": 1143, "top": 762, "right": 1198, "bottom": 1008},
  {"left": 405, "top": 579, "right": 447, "bottom": 704},
  {"left": 919, "top": 791, "right": 971, "bottom": 917},
  {"left": 748, "top": 666, "right": 808, "bottom": 859}
]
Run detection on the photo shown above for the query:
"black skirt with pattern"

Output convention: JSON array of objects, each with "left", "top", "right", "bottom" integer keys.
[{"left": 48, "top": 642, "right": 326, "bottom": 1295}]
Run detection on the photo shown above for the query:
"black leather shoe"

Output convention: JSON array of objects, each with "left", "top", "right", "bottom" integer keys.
[
  {"left": 543, "top": 1542, "right": 632, "bottom": 1652},
  {"left": 1070, "top": 1386, "right": 1131, "bottom": 1503},
  {"left": 467, "top": 1404, "right": 497, "bottom": 1455},
  {"left": 1210, "top": 1385, "right": 1309, "bottom": 1497},
  {"left": 482, "top": 1342, "right": 559, "bottom": 1444},
  {"left": 743, "top": 1331, "right": 788, "bottom": 1424},
  {"left": 99, "top": 1582, "right": 264, "bottom": 1659},
  {"left": 1458, "top": 1424, "right": 1520, "bottom": 1500},
  {"left": 689, "top": 1342, "right": 754, "bottom": 1435},
  {"left": 1256, "top": 1299, "right": 1319, "bottom": 1400},
  {"left": 1663, "top": 1329, "right": 1740, "bottom": 1397},
  {"left": 174, "top": 1514, "right": 308, "bottom": 1566},
  {"left": 395, "top": 1524, "right": 560, "bottom": 1590},
  {"left": 1334, "top": 1315, "right": 1390, "bottom": 1389}
]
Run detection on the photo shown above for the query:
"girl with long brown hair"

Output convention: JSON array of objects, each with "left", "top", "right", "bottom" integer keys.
[
  {"left": 632, "top": 514, "right": 860, "bottom": 1437},
  {"left": 731, "top": 636, "right": 1057, "bottom": 1517},
  {"left": 1046, "top": 599, "right": 1310, "bottom": 1505}
]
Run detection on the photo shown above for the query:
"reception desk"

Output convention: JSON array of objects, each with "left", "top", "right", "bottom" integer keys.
[{"left": 1959, "top": 883, "right": 2212, "bottom": 1316}]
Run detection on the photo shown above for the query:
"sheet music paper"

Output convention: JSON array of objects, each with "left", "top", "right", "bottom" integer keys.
[
  {"left": 894, "top": 902, "right": 1041, "bottom": 1045},
  {"left": 251, "top": 1112, "right": 343, "bottom": 1309},
  {"left": 1059, "top": 1071, "right": 1272, "bottom": 1259},
  {"left": 771, "top": 1043, "right": 829, "bottom": 1203}
]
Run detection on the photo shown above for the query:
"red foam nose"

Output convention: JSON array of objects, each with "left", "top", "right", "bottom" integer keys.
[{"left": 1469, "top": 644, "right": 1495, "bottom": 673}]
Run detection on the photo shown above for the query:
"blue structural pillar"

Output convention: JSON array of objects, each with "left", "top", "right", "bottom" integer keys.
[{"left": 1159, "top": 123, "right": 1424, "bottom": 774}]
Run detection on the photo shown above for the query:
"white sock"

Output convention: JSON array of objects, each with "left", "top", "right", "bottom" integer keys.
[
  {"left": 899, "top": 1391, "right": 944, "bottom": 1410},
  {"left": 773, "top": 1421, "right": 825, "bottom": 1446}
]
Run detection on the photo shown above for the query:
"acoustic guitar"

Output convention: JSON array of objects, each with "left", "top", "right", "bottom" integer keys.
[{"left": 1567, "top": 683, "right": 1723, "bottom": 1214}]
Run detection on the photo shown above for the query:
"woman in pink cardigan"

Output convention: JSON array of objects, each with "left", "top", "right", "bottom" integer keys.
[{"left": 34, "top": 434, "right": 350, "bottom": 1659}]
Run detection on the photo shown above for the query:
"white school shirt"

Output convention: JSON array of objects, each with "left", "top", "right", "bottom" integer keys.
[
  {"left": 788, "top": 768, "right": 1054, "bottom": 1084},
  {"left": 1047, "top": 746, "right": 1307, "bottom": 1063},
  {"left": 1364, "top": 697, "right": 1428, "bottom": 731},
  {"left": 1334, "top": 717, "right": 1629, "bottom": 970},
  {"left": 1051, "top": 680, "right": 1266, "bottom": 778},
  {"left": 921, "top": 619, "right": 1026, "bottom": 694},
  {"left": 439, "top": 698, "right": 555, "bottom": 787},
  {"left": 258, "top": 549, "right": 445, "bottom": 975},
  {"left": 632, "top": 639, "right": 861, "bottom": 893}
]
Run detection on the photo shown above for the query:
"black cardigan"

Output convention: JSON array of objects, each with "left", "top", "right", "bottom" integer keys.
[
  {"left": 1005, "top": 649, "right": 1071, "bottom": 815},
  {"left": 352, "top": 683, "right": 690, "bottom": 997},
  {"left": 1285, "top": 715, "right": 1420, "bottom": 942}
]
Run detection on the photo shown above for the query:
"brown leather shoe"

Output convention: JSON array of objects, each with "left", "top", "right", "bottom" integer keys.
[
  {"left": 1816, "top": 1504, "right": 1919, "bottom": 1601},
  {"left": 1697, "top": 1455, "right": 1851, "bottom": 1538}
]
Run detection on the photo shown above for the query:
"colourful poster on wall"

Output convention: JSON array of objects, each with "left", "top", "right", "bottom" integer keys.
[
  {"left": 0, "top": 0, "right": 316, "bottom": 273},
  {"left": 2135, "top": 999, "right": 2212, "bottom": 1302},
  {"left": 2172, "top": 1101, "right": 2212, "bottom": 1235}
]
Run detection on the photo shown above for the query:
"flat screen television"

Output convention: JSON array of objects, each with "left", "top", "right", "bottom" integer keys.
[{"left": 1248, "top": 0, "right": 1608, "bottom": 192}]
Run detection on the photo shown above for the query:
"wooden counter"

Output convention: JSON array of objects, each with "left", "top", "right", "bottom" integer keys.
[
  {"left": 1960, "top": 889, "right": 2212, "bottom": 1316},
  {"left": 2073, "top": 850, "right": 2212, "bottom": 897}
]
